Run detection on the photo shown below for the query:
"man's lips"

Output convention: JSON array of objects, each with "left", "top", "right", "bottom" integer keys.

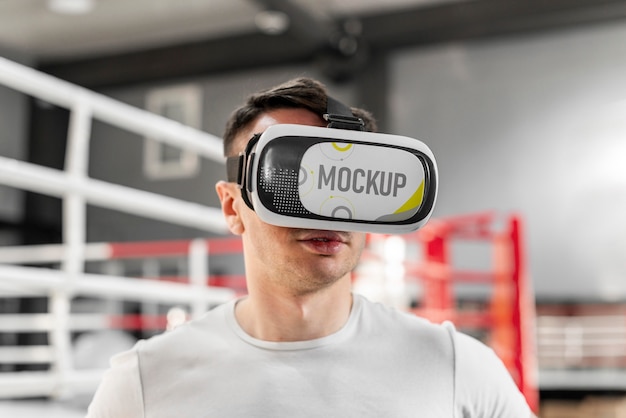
[
  {"left": 297, "top": 230, "right": 348, "bottom": 243},
  {"left": 296, "top": 230, "right": 349, "bottom": 254}
]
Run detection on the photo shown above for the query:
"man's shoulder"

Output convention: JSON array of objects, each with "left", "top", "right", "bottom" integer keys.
[
  {"left": 358, "top": 294, "right": 445, "bottom": 329},
  {"left": 356, "top": 294, "right": 454, "bottom": 350},
  {"left": 134, "top": 300, "right": 234, "bottom": 361},
  {"left": 358, "top": 297, "right": 506, "bottom": 367}
]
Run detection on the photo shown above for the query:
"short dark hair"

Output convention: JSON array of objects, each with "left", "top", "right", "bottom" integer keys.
[{"left": 222, "top": 77, "right": 377, "bottom": 157}]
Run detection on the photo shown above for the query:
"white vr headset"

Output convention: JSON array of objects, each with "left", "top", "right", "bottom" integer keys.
[{"left": 226, "top": 98, "right": 438, "bottom": 234}]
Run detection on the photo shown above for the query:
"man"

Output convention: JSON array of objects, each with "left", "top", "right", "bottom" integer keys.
[{"left": 86, "top": 77, "right": 534, "bottom": 417}]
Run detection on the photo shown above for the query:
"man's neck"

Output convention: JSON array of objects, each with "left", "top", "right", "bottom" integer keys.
[{"left": 234, "top": 278, "right": 353, "bottom": 342}]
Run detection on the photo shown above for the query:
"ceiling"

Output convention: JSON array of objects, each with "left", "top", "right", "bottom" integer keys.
[
  {"left": 1, "top": 0, "right": 626, "bottom": 87},
  {"left": 0, "top": 0, "right": 458, "bottom": 62}
]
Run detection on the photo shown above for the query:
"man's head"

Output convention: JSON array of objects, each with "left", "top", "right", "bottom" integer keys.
[
  {"left": 222, "top": 77, "right": 377, "bottom": 158},
  {"left": 216, "top": 77, "right": 371, "bottom": 295}
]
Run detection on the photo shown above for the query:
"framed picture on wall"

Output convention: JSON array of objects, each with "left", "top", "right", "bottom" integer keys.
[{"left": 144, "top": 84, "right": 202, "bottom": 180}]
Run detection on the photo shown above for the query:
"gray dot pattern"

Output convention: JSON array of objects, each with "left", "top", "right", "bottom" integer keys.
[{"left": 259, "top": 166, "right": 311, "bottom": 215}]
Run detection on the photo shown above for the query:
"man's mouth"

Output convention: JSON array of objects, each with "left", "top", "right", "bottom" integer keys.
[
  {"left": 298, "top": 231, "right": 347, "bottom": 242},
  {"left": 297, "top": 231, "right": 348, "bottom": 254}
]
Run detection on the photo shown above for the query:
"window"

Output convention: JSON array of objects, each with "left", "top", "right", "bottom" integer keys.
[{"left": 144, "top": 84, "right": 202, "bottom": 180}]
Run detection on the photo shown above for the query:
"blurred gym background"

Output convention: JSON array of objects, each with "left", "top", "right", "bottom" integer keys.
[{"left": 1, "top": 1, "right": 626, "bottom": 416}]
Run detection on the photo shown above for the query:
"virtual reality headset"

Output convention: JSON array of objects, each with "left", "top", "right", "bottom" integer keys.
[{"left": 226, "top": 100, "right": 438, "bottom": 234}]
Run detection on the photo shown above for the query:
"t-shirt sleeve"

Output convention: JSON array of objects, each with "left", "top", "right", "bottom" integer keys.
[
  {"left": 85, "top": 342, "right": 145, "bottom": 418},
  {"left": 445, "top": 323, "right": 532, "bottom": 418}
]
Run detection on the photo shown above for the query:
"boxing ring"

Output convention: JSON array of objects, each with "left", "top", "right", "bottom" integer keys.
[
  {"left": 0, "top": 58, "right": 538, "bottom": 412},
  {"left": 0, "top": 57, "right": 236, "bottom": 399}
]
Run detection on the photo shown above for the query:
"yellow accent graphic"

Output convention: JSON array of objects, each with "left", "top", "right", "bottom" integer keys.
[
  {"left": 332, "top": 142, "right": 353, "bottom": 152},
  {"left": 394, "top": 180, "right": 425, "bottom": 214}
]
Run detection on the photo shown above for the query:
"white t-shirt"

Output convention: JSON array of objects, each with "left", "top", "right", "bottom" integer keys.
[{"left": 86, "top": 294, "right": 531, "bottom": 417}]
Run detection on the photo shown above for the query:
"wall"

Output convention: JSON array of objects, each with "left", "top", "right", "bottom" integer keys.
[{"left": 390, "top": 21, "right": 626, "bottom": 300}]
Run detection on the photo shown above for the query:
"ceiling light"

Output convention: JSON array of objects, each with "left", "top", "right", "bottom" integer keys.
[
  {"left": 48, "top": 0, "right": 95, "bottom": 15},
  {"left": 255, "top": 10, "right": 290, "bottom": 35}
]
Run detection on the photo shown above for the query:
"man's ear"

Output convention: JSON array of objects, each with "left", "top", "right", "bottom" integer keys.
[{"left": 215, "top": 181, "right": 244, "bottom": 235}]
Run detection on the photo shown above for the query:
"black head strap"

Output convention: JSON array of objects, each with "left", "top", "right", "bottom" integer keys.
[
  {"left": 226, "top": 155, "right": 242, "bottom": 183},
  {"left": 324, "top": 96, "right": 365, "bottom": 131},
  {"left": 226, "top": 133, "right": 261, "bottom": 185}
]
